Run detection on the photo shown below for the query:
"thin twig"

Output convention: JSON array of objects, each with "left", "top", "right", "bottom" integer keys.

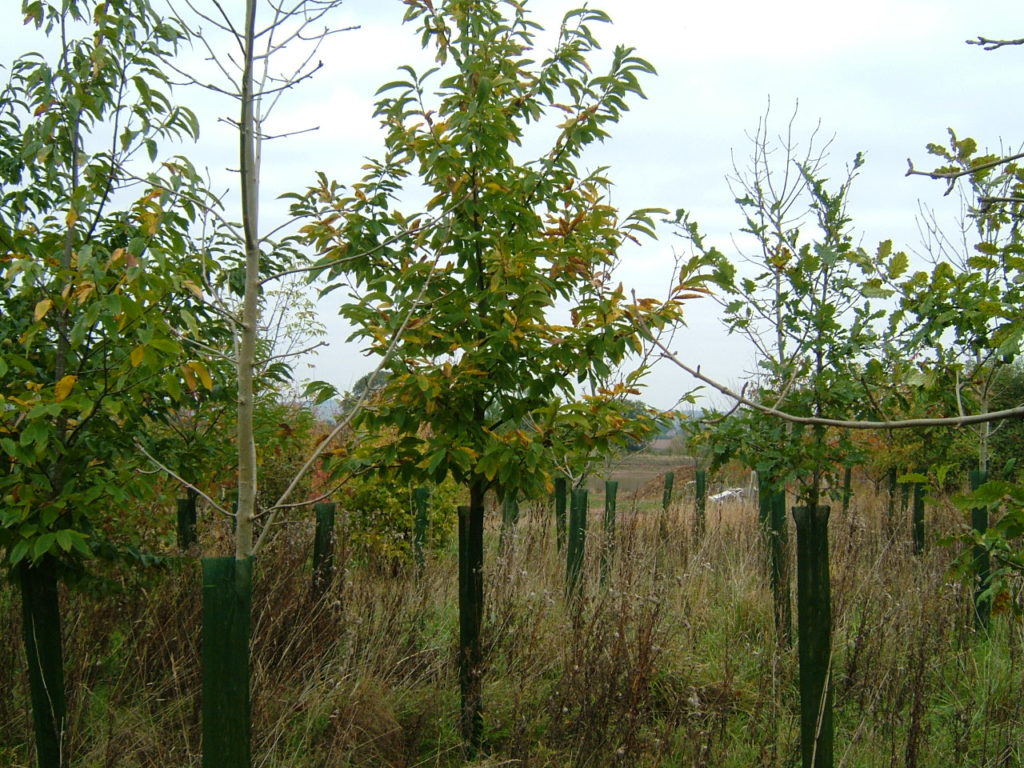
[
  {"left": 966, "top": 36, "right": 1024, "bottom": 51},
  {"left": 905, "top": 152, "right": 1024, "bottom": 186},
  {"left": 135, "top": 442, "right": 234, "bottom": 517}
]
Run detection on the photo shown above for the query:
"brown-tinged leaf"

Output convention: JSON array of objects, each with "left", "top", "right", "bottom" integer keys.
[{"left": 180, "top": 363, "right": 197, "bottom": 392}]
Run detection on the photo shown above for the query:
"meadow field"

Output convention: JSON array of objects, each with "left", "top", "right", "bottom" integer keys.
[{"left": 3, "top": 468, "right": 1022, "bottom": 767}]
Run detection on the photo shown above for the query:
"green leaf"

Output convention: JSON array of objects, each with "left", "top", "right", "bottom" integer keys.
[
  {"left": 887, "top": 250, "right": 909, "bottom": 280},
  {"left": 32, "top": 533, "right": 56, "bottom": 560},
  {"left": 9, "top": 539, "right": 31, "bottom": 565},
  {"left": 55, "top": 529, "right": 74, "bottom": 552}
]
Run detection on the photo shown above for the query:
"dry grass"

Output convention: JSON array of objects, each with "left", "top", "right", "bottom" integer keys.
[{"left": 3, "top": 477, "right": 1024, "bottom": 767}]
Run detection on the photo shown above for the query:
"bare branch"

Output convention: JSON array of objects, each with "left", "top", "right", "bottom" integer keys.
[
  {"left": 260, "top": 339, "right": 328, "bottom": 363},
  {"left": 646, "top": 328, "right": 1024, "bottom": 431},
  {"left": 135, "top": 442, "right": 234, "bottom": 517},
  {"left": 171, "top": 328, "right": 239, "bottom": 361},
  {"left": 966, "top": 36, "right": 1024, "bottom": 51},
  {"left": 260, "top": 124, "right": 321, "bottom": 142},
  {"left": 252, "top": 216, "right": 456, "bottom": 554},
  {"left": 905, "top": 151, "right": 1024, "bottom": 188},
  {"left": 253, "top": 469, "right": 353, "bottom": 516},
  {"left": 981, "top": 196, "right": 1024, "bottom": 207}
]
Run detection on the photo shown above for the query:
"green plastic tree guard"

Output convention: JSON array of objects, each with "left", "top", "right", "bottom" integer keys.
[
  {"left": 413, "top": 487, "right": 430, "bottom": 570},
  {"left": 601, "top": 480, "right": 618, "bottom": 584},
  {"left": 177, "top": 491, "right": 198, "bottom": 551},
  {"left": 970, "top": 469, "right": 990, "bottom": 630},
  {"left": 312, "top": 502, "right": 336, "bottom": 595},
  {"left": 566, "top": 487, "right": 588, "bottom": 602},
  {"left": 912, "top": 474, "right": 925, "bottom": 555},
  {"left": 758, "top": 473, "right": 772, "bottom": 561},
  {"left": 458, "top": 501, "right": 484, "bottom": 750},
  {"left": 886, "top": 467, "right": 897, "bottom": 529},
  {"left": 659, "top": 471, "right": 674, "bottom": 540},
  {"left": 554, "top": 477, "right": 568, "bottom": 552},
  {"left": 841, "top": 466, "right": 852, "bottom": 514},
  {"left": 770, "top": 489, "right": 791, "bottom": 644},
  {"left": 694, "top": 469, "right": 707, "bottom": 538},
  {"left": 202, "top": 557, "right": 253, "bottom": 768},
  {"left": 19, "top": 555, "right": 66, "bottom": 768},
  {"left": 500, "top": 493, "right": 519, "bottom": 550},
  {"left": 792, "top": 505, "right": 834, "bottom": 768}
]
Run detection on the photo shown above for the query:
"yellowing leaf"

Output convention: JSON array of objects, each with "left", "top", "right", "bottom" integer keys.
[
  {"left": 54, "top": 375, "right": 76, "bottom": 402},
  {"left": 140, "top": 210, "right": 158, "bottom": 236},
  {"left": 180, "top": 364, "right": 197, "bottom": 392},
  {"left": 34, "top": 298, "right": 53, "bottom": 322},
  {"left": 187, "top": 360, "right": 213, "bottom": 390},
  {"left": 130, "top": 345, "right": 145, "bottom": 367},
  {"left": 182, "top": 280, "right": 203, "bottom": 299},
  {"left": 66, "top": 208, "right": 78, "bottom": 228}
]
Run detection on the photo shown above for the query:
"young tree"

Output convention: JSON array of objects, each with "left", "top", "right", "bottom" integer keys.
[
  {"left": 901, "top": 131, "right": 1024, "bottom": 476},
  {"left": 295, "top": 0, "right": 713, "bottom": 749},
  {"left": 658, "top": 43, "right": 1024, "bottom": 764},
  {"left": 672, "top": 110, "right": 910, "bottom": 768},
  {"left": 0, "top": 2, "right": 214, "bottom": 765},
  {"left": 150, "top": 3, "right": 379, "bottom": 766},
  {"left": 902, "top": 36, "right": 1024, "bottom": 622}
]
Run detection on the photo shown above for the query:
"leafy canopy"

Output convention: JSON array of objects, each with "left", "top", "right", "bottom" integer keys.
[
  {"left": 0, "top": 1, "right": 218, "bottom": 567},
  {"left": 295, "top": 0, "right": 715, "bottom": 497}
]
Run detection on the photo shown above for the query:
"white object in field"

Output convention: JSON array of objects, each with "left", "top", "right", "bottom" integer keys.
[{"left": 709, "top": 487, "right": 747, "bottom": 503}]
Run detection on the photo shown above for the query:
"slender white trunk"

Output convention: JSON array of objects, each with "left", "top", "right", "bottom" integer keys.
[{"left": 235, "top": 0, "right": 259, "bottom": 559}]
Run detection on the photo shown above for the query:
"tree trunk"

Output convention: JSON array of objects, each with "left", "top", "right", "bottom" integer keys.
[
  {"left": 19, "top": 555, "right": 66, "bottom": 768},
  {"left": 235, "top": 0, "right": 260, "bottom": 560},
  {"left": 458, "top": 479, "right": 485, "bottom": 752}
]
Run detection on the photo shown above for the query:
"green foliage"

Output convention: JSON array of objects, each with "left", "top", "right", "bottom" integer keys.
[
  {"left": 683, "top": 122, "right": 890, "bottom": 500},
  {"left": 292, "top": 0, "right": 718, "bottom": 500},
  {"left": 951, "top": 479, "right": 1024, "bottom": 615},
  {"left": 341, "top": 475, "right": 459, "bottom": 566},
  {"left": 0, "top": 1, "right": 218, "bottom": 568},
  {"left": 898, "top": 129, "right": 1024, "bottom": 470},
  {"left": 987, "top": 361, "right": 1024, "bottom": 477},
  {"left": 907, "top": 113, "right": 1024, "bottom": 604}
]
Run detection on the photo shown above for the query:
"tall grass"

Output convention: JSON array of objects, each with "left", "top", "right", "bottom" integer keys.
[{"left": 3, "top": 481, "right": 1022, "bottom": 767}]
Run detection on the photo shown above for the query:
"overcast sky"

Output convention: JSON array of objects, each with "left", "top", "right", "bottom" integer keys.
[{"left": 3, "top": 1, "right": 1021, "bottom": 410}]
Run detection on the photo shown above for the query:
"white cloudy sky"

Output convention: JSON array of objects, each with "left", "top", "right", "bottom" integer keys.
[{"left": 3, "top": 1, "right": 1021, "bottom": 410}]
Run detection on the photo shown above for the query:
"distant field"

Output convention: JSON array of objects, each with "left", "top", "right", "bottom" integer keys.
[{"left": 584, "top": 452, "right": 697, "bottom": 498}]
